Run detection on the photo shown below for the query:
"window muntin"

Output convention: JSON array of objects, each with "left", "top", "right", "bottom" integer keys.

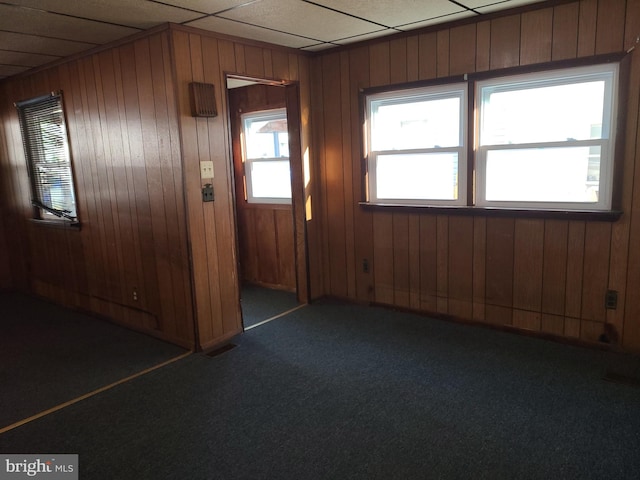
[
  {"left": 365, "top": 83, "right": 467, "bottom": 205},
  {"left": 241, "top": 108, "right": 291, "bottom": 204},
  {"left": 16, "top": 93, "right": 78, "bottom": 222},
  {"left": 476, "top": 64, "right": 617, "bottom": 211}
]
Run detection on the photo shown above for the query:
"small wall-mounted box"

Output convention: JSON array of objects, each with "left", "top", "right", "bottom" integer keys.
[{"left": 189, "top": 82, "right": 217, "bottom": 117}]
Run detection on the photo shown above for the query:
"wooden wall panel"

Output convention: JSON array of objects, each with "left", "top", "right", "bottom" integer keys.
[
  {"left": 490, "top": 15, "right": 521, "bottom": 69},
  {"left": 171, "top": 26, "right": 314, "bottom": 348},
  {"left": 311, "top": 0, "right": 640, "bottom": 352},
  {"left": 348, "top": 46, "right": 373, "bottom": 303},
  {"left": 0, "top": 29, "right": 194, "bottom": 347},
  {"left": 552, "top": 3, "right": 579, "bottom": 60}
]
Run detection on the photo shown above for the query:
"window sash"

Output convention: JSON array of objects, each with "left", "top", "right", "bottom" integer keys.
[
  {"left": 363, "top": 62, "right": 619, "bottom": 212},
  {"left": 16, "top": 93, "right": 78, "bottom": 221},
  {"left": 241, "top": 108, "right": 292, "bottom": 205},
  {"left": 365, "top": 83, "right": 468, "bottom": 205},
  {"left": 476, "top": 63, "right": 617, "bottom": 211}
]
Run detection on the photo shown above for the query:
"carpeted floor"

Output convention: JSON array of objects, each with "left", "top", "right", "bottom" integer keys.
[
  {"left": 240, "top": 284, "right": 299, "bottom": 328},
  {"left": 2, "top": 297, "right": 640, "bottom": 479},
  {"left": 0, "top": 292, "right": 188, "bottom": 429}
]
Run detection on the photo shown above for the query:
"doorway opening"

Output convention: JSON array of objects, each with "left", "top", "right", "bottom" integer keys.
[{"left": 226, "top": 75, "right": 307, "bottom": 330}]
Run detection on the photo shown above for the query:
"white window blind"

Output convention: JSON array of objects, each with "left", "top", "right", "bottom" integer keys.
[{"left": 16, "top": 92, "right": 78, "bottom": 222}]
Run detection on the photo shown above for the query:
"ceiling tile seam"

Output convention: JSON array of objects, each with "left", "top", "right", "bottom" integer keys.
[
  {"left": 301, "top": 0, "right": 404, "bottom": 32},
  {"left": 0, "top": 1, "right": 143, "bottom": 31},
  {"left": 448, "top": 0, "right": 481, "bottom": 14},
  {"left": 148, "top": 0, "right": 209, "bottom": 15},
  {"left": 0, "top": 28, "right": 100, "bottom": 46}
]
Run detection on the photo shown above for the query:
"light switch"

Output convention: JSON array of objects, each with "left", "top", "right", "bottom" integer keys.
[{"left": 200, "top": 161, "right": 214, "bottom": 179}]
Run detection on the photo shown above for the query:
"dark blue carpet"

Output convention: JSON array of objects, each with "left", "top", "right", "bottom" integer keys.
[
  {"left": 241, "top": 284, "right": 298, "bottom": 328},
  {"left": 1, "top": 298, "right": 639, "bottom": 479},
  {"left": 0, "top": 292, "right": 187, "bottom": 428}
]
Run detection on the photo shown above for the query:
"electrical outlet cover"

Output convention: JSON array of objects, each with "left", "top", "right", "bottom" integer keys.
[{"left": 200, "top": 161, "right": 214, "bottom": 179}]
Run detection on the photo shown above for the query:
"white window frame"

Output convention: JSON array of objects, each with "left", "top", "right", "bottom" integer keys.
[
  {"left": 475, "top": 63, "right": 618, "bottom": 211},
  {"left": 241, "top": 108, "right": 292, "bottom": 205},
  {"left": 365, "top": 83, "right": 468, "bottom": 206},
  {"left": 16, "top": 92, "right": 78, "bottom": 223}
]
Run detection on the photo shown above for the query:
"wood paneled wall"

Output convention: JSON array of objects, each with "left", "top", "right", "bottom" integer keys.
[
  {"left": 169, "top": 26, "right": 315, "bottom": 350},
  {"left": 0, "top": 29, "right": 194, "bottom": 347},
  {"left": 229, "top": 84, "right": 297, "bottom": 292},
  {"left": 311, "top": 0, "right": 640, "bottom": 351},
  {"left": 0, "top": 23, "right": 316, "bottom": 350}
]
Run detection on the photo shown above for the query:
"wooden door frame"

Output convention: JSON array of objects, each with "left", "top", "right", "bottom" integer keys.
[{"left": 224, "top": 74, "right": 310, "bottom": 311}]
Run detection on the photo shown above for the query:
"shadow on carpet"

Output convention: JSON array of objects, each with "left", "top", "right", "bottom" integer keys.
[{"left": 0, "top": 292, "right": 188, "bottom": 429}]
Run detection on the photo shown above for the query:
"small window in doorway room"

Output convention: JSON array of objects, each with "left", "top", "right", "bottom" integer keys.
[
  {"left": 241, "top": 108, "right": 291, "bottom": 204},
  {"left": 16, "top": 92, "right": 79, "bottom": 223}
]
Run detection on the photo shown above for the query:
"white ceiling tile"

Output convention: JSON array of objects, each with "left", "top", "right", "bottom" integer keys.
[
  {"left": 0, "top": 31, "right": 94, "bottom": 57},
  {"left": 471, "top": 0, "right": 545, "bottom": 13},
  {"left": 158, "top": 0, "right": 255, "bottom": 15},
  {"left": 396, "top": 10, "right": 477, "bottom": 30},
  {"left": 218, "top": 0, "right": 381, "bottom": 42},
  {"left": 301, "top": 43, "right": 336, "bottom": 52},
  {"left": 186, "top": 15, "right": 316, "bottom": 49},
  {"left": 0, "top": 50, "right": 59, "bottom": 67},
  {"left": 310, "top": 0, "right": 465, "bottom": 28},
  {"left": 8, "top": 0, "right": 204, "bottom": 29},
  {"left": 0, "top": 3, "right": 139, "bottom": 44},
  {"left": 333, "top": 29, "right": 397, "bottom": 45}
]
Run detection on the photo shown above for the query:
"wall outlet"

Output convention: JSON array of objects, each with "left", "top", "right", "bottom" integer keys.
[
  {"left": 202, "top": 184, "right": 214, "bottom": 202},
  {"left": 605, "top": 290, "right": 617, "bottom": 310},
  {"left": 200, "top": 161, "right": 214, "bottom": 179},
  {"left": 133, "top": 288, "right": 138, "bottom": 302},
  {"left": 363, "top": 258, "right": 369, "bottom": 273}
]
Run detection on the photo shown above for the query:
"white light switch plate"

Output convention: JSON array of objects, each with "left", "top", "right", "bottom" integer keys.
[{"left": 200, "top": 161, "right": 214, "bottom": 179}]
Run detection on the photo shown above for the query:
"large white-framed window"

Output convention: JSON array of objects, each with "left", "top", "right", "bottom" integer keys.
[
  {"left": 241, "top": 108, "right": 291, "bottom": 204},
  {"left": 476, "top": 63, "right": 618, "bottom": 211},
  {"left": 16, "top": 92, "right": 78, "bottom": 223},
  {"left": 365, "top": 83, "right": 468, "bottom": 205}
]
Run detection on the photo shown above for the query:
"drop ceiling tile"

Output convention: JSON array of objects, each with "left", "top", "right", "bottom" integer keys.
[
  {"left": 333, "top": 29, "right": 398, "bottom": 45},
  {"left": 309, "top": 0, "right": 465, "bottom": 28},
  {"left": 0, "top": 50, "right": 59, "bottom": 67},
  {"left": 301, "top": 43, "right": 336, "bottom": 52},
  {"left": 0, "top": 65, "right": 30, "bottom": 78},
  {"left": 186, "top": 15, "right": 316, "bottom": 49},
  {"left": 396, "top": 10, "right": 477, "bottom": 30},
  {"left": 470, "top": 0, "right": 545, "bottom": 13},
  {"left": 0, "top": 3, "right": 139, "bottom": 44},
  {"left": 157, "top": 0, "right": 256, "bottom": 15},
  {"left": 8, "top": 0, "right": 203, "bottom": 29},
  {"left": 0, "top": 31, "right": 94, "bottom": 57},
  {"left": 218, "top": 0, "right": 381, "bottom": 42}
]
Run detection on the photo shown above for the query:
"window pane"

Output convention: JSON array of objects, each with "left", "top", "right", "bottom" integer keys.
[
  {"left": 485, "top": 146, "right": 601, "bottom": 203},
  {"left": 481, "top": 80, "right": 606, "bottom": 145},
  {"left": 250, "top": 160, "right": 292, "bottom": 199},
  {"left": 17, "top": 94, "right": 77, "bottom": 220},
  {"left": 243, "top": 115, "right": 288, "bottom": 159},
  {"left": 376, "top": 153, "right": 458, "bottom": 200},
  {"left": 371, "top": 96, "right": 461, "bottom": 151}
]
